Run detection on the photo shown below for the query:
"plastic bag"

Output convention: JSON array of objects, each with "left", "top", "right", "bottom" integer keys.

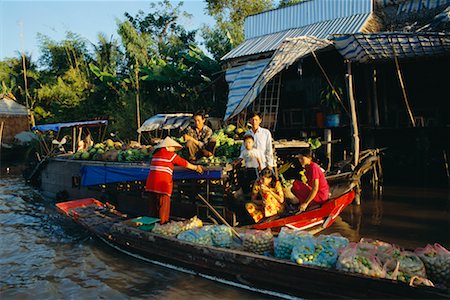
[
  {"left": 177, "top": 227, "right": 212, "bottom": 246},
  {"left": 384, "top": 250, "right": 426, "bottom": 283},
  {"left": 181, "top": 216, "right": 203, "bottom": 231},
  {"left": 241, "top": 229, "right": 274, "bottom": 255},
  {"left": 336, "top": 242, "right": 386, "bottom": 278},
  {"left": 152, "top": 221, "right": 184, "bottom": 237},
  {"left": 210, "top": 225, "right": 233, "bottom": 248},
  {"left": 290, "top": 235, "right": 338, "bottom": 268},
  {"left": 274, "top": 227, "right": 310, "bottom": 259},
  {"left": 317, "top": 233, "right": 349, "bottom": 252},
  {"left": 415, "top": 243, "right": 450, "bottom": 286}
]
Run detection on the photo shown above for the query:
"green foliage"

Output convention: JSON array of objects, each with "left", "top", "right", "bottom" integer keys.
[
  {"left": 0, "top": 1, "right": 229, "bottom": 139},
  {"left": 320, "top": 83, "right": 344, "bottom": 114},
  {"left": 201, "top": 25, "right": 232, "bottom": 61},
  {"left": 205, "top": 0, "right": 274, "bottom": 47},
  {"left": 278, "top": 0, "right": 308, "bottom": 8}
]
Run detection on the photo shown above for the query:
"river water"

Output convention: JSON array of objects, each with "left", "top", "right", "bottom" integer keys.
[{"left": 1, "top": 175, "right": 449, "bottom": 299}]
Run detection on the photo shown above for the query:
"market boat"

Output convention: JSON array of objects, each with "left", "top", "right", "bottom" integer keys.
[{"left": 56, "top": 198, "right": 449, "bottom": 299}]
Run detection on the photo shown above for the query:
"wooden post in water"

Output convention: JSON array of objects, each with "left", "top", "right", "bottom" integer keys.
[
  {"left": 346, "top": 62, "right": 360, "bottom": 167},
  {"left": 324, "top": 129, "right": 332, "bottom": 172},
  {"left": 372, "top": 67, "right": 380, "bottom": 127}
]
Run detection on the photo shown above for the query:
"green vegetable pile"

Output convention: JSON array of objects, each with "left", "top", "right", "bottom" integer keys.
[{"left": 72, "top": 139, "right": 152, "bottom": 162}]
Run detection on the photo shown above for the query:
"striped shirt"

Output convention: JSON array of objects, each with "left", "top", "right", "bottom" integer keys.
[{"left": 145, "top": 148, "right": 188, "bottom": 196}]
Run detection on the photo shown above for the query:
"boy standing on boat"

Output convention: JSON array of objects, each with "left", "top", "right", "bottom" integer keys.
[
  {"left": 242, "top": 112, "right": 275, "bottom": 169},
  {"left": 145, "top": 137, "right": 204, "bottom": 224},
  {"left": 234, "top": 134, "right": 266, "bottom": 193}
]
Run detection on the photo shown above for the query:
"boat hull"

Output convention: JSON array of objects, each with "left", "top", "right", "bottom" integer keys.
[{"left": 56, "top": 199, "right": 449, "bottom": 299}]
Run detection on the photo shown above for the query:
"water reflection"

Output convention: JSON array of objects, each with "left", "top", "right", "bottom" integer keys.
[{"left": 0, "top": 176, "right": 275, "bottom": 299}]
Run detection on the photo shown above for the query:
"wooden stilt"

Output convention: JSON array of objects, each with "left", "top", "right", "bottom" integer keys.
[
  {"left": 372, "top": 67, "right": 380, "bottom": 126},
  {"left": 324, "top": 129, "right": 332, "bottom": 172},
  {"left": 346, "top": 62, "right": 360, "bottom": 167}
]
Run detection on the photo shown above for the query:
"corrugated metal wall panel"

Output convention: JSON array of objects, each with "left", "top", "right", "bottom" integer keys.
[{"left": 244, "top": 0, "right": 372, "bottom": 39}]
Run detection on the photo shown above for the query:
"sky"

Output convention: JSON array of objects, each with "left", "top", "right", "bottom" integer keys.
[{"left": 0, "top": 0, "right": 214, "bottom": 62}]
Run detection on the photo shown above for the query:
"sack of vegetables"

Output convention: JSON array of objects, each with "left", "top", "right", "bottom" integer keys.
[
  {"left": 177, "top": 228, "right": 213, "bottom": 246},
  {"left": 291, "top": 235, "right": 338, "bottom": 268},
  {"left": 336, "top": 242, "right": 386, "bottom": 278},
  {"left": 317, "top": 233, "right": 349, "bottom": 252},
  {"left": 384, "top": 250, "right": 427, "bottom": 283},
  {"left": 152, "top": 221, "right": 184, "bottom": 237},
  {"left": 415, "top": 243, "right": 450, "bottom": 286},
  {"left": 241, "top": 229, "right": 274, "bottom": 255},
  {"left": 274, "top": 227, "right": 311, "bottom": 259},
  {"left": 210, "top": 225, "right": 233, "bottom": 248}
]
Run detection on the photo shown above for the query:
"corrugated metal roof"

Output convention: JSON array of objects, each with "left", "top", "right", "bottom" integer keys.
[
  {"left": 224, "top": 37, "right": 332, "bottom": 120},
  {"left": 245, "top": 0, "right": 372, "bottom": 39},
  {"left": 333, "top": 32, "right": 450, "bottom": 63},
  {"left": 0, "top": 98, "right": 27, "bottom": 116},
  {"left": 222, "top": 13, "right": 370, "bottom": 61}
]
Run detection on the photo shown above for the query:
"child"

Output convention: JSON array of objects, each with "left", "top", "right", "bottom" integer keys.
[
  {"left": 145, "top": 137, "right": 204, "bottom": 224},
  {"left": 234, "top": 134, "right": 266, "bottom": 193},
  {"left": 245, "top": 167, "right": 284, "bottom": 223}
]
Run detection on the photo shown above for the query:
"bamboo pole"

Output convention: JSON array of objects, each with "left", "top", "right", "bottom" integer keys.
[
  {"left": 346, "top": 62, "right": 360, "bottom": 167},
  {"left": 390, "top": 39, "right": 415, "bottom": 127},
  {"left": 372, "top": 67, "right": 380, "bottom": 126},
  {"left": 135, "top": 66, "right": 142, "bottom": 143},
  {"left": 19, "top": 22, "right": 31, "bottom": 130}
]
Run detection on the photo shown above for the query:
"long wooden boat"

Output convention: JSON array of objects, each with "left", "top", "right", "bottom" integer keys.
[{"left": 56, "top": 198, "right": 449, "bottom": 299}]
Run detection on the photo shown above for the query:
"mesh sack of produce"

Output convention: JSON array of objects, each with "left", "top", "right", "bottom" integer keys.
[
  {"left": 336, "top": 242, "right": 386, "bottom": 278},
  {"left": 177, "top": 228, "right": 213, "bottom": 246},
  {"left": 290, "top": 235, "right": 316, "bottom": 264},
  {"left": 241, "top": 229, "right": 274, "bottom": 255},
  {"left": 384, "top": 250, "right": 426, "bottom": 283},
  {"left": 317, "top": 233, "right": 349, "bottom": 252},
  {"left": 181, "top": 216, "right": 203, "bottom": 231},
  {"left": 210, "top": 225, "right": 233, "bottom": 248},
  {"left": 415, "top": 243, "right": 450, "bottom": 286},
  {"left": 274, "top": 227, "right": 311, "bottom": 259},
  {"left": 291, "top": 237, "right": 338, "bottom": 268},
  {"left": 152, "top": 221, "right": 184, "bottom": 237}
]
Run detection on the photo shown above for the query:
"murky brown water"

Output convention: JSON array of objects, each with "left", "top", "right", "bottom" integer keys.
[{"left": 1, "top": 175, "right": 448, "bottom": 299}]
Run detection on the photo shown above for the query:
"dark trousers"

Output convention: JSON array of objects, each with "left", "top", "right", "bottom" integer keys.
[
  {"left": 238, "top": 167, "right": 259, "bottom": 194},
  {"left": 146, "top": 192, "right": 171, "bottom": 224},
  {"left": 186, "top": 139, "right": 216, "bottom": 160}
]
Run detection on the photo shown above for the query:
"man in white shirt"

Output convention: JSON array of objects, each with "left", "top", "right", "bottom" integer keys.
[{"left": 242, "top": 112, "right": 275, "bottom": 169}]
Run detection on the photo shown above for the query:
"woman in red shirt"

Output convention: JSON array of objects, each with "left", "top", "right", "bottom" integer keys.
[
  {"left": 145, "top": 137, "right": 203, "bottom": 224},
  {"left": 291, "top": 148, "right": 329, "bottom": 213}
]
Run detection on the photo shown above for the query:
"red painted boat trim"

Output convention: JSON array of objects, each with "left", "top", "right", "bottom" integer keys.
[{"left": 252, "top": 190, "right": 355, "bottom": 230}]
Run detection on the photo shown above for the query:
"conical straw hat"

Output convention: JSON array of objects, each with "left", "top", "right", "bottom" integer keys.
[{"left": 155, "top": 136, "right": 183, "bottom": 150}]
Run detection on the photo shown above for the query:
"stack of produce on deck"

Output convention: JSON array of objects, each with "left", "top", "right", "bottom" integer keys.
[
  {"left": 72, "top": 139, "right": 152, "bottom": 162},
  {"left": 172, "top": 127, "right": 242, "bottom": 166},
  {"left": 150, "top": 221, "right": 450, "bottom": 288},
  {"left": 152, "top": 216, "right": 203, "bottom": 237}
]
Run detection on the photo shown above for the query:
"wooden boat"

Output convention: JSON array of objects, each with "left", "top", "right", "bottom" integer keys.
[
  {"left": 56, "top": 198, "right": 449, "bottom": 299},
  {"left": 253, "top": 190, "right": 356, "bottom": 231}
]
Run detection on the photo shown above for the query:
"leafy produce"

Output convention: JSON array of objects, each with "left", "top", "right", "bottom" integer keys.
[
  {"left": 241, "top": 229, "right": 274, "bottom": 255},
  {"left": 72, "top": 139, "right": 152, "bottom": 162},
  {"left": 415, "top": 243, "right": 450, "bottom": 286}
]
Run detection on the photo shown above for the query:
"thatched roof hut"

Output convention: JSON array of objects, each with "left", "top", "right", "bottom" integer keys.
[{"left": 0, "top": 97, "right": 29, "bottom": 144}]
